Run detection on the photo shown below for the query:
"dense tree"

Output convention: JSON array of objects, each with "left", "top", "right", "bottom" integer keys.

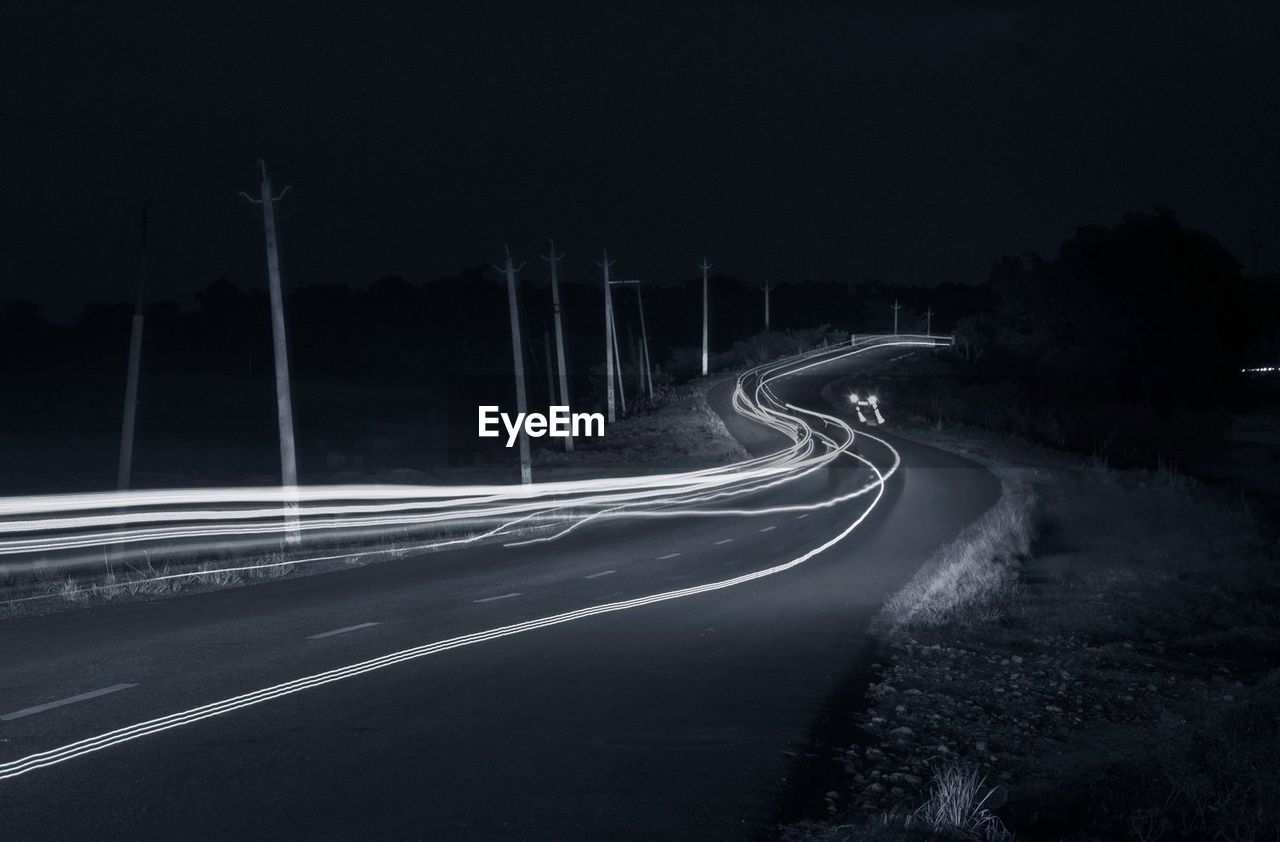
[{"left": 964, "top": 210, "right": 1248, "bottom": 405}]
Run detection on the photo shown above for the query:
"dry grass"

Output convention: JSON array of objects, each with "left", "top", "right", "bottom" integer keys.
[
  {"left": 192, "top": 560, "right": 242, "bottom": 587},
  {"left": 911, "top": 764, "right": 1011, "bottom": 840},
  {"left": 0, "top": 519, "right": 506, "bottom": 618},
  {"left": 10, "top": 535, "right": 424, "bottom": 616},
  {"left": 55, "top": 576, "right": 87, "bottom": 603},
  {"left": 877, "top": 483, "right": 1036, "bottom": 632},
  {"left": 245, "top": 551, "right": 293, "bottom": 579},
  {"left": 786, "top": 764, "right": 1012, "bottom": 842},
  {"left": 96, "top": 566, "right": 125, "bottom": 600}
]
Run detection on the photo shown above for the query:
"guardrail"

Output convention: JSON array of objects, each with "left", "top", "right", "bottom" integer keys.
[{"left": 849, "top": 333, "right": 953, "bottom": 348}]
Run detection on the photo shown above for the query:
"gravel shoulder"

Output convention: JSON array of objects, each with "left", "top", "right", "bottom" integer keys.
[{"left": 783, "top": 417, "right": 1280, "bottom": 841}]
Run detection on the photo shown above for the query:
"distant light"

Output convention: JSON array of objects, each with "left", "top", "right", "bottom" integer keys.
[
  {"left": 868, "top": 395, "right": 879, "bottom": 407},
  {"left": 1242, "top": 366, "right": 1280, "bottom": 374},
  {"left": 849, "top": 393, "right": 860, "bottom": 404}
]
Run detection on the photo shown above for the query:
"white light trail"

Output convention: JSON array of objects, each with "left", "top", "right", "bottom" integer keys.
[
  {"left": 0, "top": 431, "right": 895, "bottom": 781},
  {"left": 0, "top": 336, "right": 945, "bottom": 586},
  {"left": 0, "top": 336, "right": 944, "bottom": 780}
]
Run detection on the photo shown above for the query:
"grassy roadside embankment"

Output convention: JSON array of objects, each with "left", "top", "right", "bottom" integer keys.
[{"left": 785, "top": 415, "right": 1280, "bottom": 840}]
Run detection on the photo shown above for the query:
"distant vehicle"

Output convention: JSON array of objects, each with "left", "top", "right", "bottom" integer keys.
[{"left": 846, "top": 391, "right": 886, "bottom": 425}]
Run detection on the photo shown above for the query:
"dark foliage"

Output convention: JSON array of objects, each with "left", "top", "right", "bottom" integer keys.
[
  {"left": 0, "top": 262, "right": 963, "bottom": 489},
  {"left": 2, "top": 210, "right": 1265, "bottom": 484},
  {"left": 892, "top": 210, "right": 1266, "bottom": 468}
]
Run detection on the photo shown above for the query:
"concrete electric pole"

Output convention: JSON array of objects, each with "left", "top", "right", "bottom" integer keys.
[
  {"left": 612, "top": 279, "right": 653, "bottom": 400},
  {"left": 634, "top": 280, "right": 653, "bottom": 399},
  {"left": 699, "top": 257, "right": 712, "bottom": 376},
  {"left": 598, "top": 250, "right": 618, "bottom": 422},
  {"left": 629, "top": 324, "right": 642, "bottom": 395},
  {"left": 762, "top": 279, "right": 773, "bottom": 332},
  {"left": 610, "top": 286, "right": 627, "bottom": 416},
  {"left": 240, "top": 160, "right": 299, "bottom": 542},
  {"left": 494, "top": 246, "right": 533, "bottom": 485},
  {"left": 926, "top": 307, "right": 933, "bottom": 336},
  {"left": 892, "top": 299, "right": 902, "bottom": 336},
  {"left": 541, "top": 240, "right": 573, "bottom": 451}
]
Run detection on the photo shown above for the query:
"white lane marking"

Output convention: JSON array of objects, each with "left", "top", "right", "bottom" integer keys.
[
  {"left": 758, "top": 525, "right": 776, "bottom": 533},
  {"left": 473, "top": 592, "right": 521, "bottom": 604},
  {"left": 795, "top": 513, "right": 809, "bottom": 520},
  {"left": 713, "top": 538, "right": 734, "bottom": 545},
  {"left": 657, "top": 552, "right": 681, "bottom": 560},
  {"left": 0, "top": 421, "right": 898, "bottom": 782},
  {"left": 583, "top": 569, "right": 616, "bottom": 579},
  {"left": 1, "top": 684, "right": 138, "bottom": 722},
  {"left": 307, "top": 622, "right": 380, "bottom": 640}
]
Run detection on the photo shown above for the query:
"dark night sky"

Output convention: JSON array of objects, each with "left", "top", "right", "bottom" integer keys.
[{"left": 3, "top": 2, "right": 1278, "bottom": 320}]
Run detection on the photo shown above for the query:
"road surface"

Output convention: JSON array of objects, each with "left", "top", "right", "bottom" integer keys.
[{"left": 0, "top": 341, "right": 999, "bottom": 840}]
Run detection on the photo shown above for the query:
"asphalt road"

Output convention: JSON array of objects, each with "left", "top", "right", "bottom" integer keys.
[{"left": 0, "top": 345, "right": 999, "bottom": 840}]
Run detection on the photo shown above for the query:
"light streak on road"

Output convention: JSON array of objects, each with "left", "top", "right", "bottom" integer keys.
[
  {"left": 0, "top": 336, "right": 945, "bottom": 586},
  {"left": 0, "top": 336, "right": 945, "bottom": 780},
  {"left": 0, "top": 430, "right": 895, "bottom": 782}
]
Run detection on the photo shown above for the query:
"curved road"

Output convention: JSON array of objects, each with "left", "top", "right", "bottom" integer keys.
[{"left": 0, "top": 343, "right": 998, "bottom": 840}]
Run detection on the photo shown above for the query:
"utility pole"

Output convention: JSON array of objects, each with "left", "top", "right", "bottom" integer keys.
[
  {"left": 610, "top": 287, "right": 627, "bottom": 416},
  {"left": 116, "top": 202, "right": 151, "bottom": 492},
  {"left": 613, "top": 279, "right": 653, "bottom": 400},
  {"left": 926, "top": 307, "right": 933, "bottom": 336},
  {"left": 699, "top": 257, "right": 712, "bottom": 375},
  {"left": 634, "top": 280, "right": 653, "bottom": 399},
  {"left": 892, "top": 299, "right": 902, "bottom": 336},
  {"left": 494, "top": 246, "right": 532, "bottom": 484},
  {"left": 598, "top": 250, "right": 619, "bottom": 422},
  {"left": 629, "top": 324, "right": 642, "bottom": 394},
  {"left": 240, "top": 160, "right": 299, "bottom": 542},
  {"left": 762, "top": 279, "right": 773, "bottom": 332},
  {"left": 541, "top": 240, "right": 573, "bottom": 451}
]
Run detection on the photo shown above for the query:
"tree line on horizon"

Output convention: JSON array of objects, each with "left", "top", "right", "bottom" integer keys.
[
  {"left": 0, "top": 269, "right": 977, "bottom": 388},
  {"left": 0, "top": 208, "right": 1275, "bottom": 481},
  {"left": 886, "top": 210, "right": 1279, "bottom": 468}
]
